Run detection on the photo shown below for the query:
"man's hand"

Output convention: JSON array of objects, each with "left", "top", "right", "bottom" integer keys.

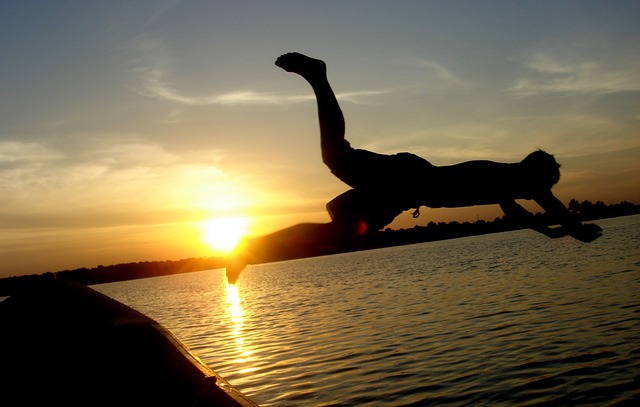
[
  {"left": 569, "top": 223, "right": 603, "bottom": 242},
  {"left": 540, "top": 226, "right": 568, "bottom": 239}
]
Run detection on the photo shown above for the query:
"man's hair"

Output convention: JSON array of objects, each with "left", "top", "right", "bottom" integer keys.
[{"left": 521, "top": 150, "right": 561, "bottom": 189}]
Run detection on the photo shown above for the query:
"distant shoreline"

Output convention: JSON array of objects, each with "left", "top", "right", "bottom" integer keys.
[{"left": 1, "top": 201, "right": 638, "bottom": 296}]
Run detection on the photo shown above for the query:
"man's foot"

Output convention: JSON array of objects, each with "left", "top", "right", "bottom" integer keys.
[
  {"left": 225, "top": 255, "right": 247, "bottom": 284},
  {"left": 275, "top": 52, "right": 326, "bottom": 79}
]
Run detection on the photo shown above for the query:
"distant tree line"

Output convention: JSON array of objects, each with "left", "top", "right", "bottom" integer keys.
[
  {"left": 566, "top": 199, "right": 638, "bottom": 221},
  {"left": 1, "top": 199, "right": 638, "bottom": 296},
  {"left": 0, "top": 257, "right": 226, "bottom": 297},
  {"left": 364, "top": 199, "right": 640, "bottom": 250}
]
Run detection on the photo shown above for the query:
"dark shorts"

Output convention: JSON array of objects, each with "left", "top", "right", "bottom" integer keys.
[
  {"left": 328, "top": 146, "right": 434, "bottom": 191},
  {"left": 323, "top": 141, "right": 435, "bottom": 233},
  {"left": 326, "top": 189, "right": 403, "bottom": 233},
  {"left": 324, "top": 149, "right": 433, "bottom": 233}
]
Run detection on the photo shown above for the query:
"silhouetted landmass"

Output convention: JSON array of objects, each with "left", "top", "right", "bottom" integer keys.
[
  {"left": 0, "top": 257, "right": 226, "bottom": 297},
  {"left": 1, "top": 200, "right": 638, "bottom": 296}
]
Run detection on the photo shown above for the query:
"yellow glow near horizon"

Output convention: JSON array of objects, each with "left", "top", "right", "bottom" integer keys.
[{"left": 202, "top": 216, "right": 250, "bottom": 255}]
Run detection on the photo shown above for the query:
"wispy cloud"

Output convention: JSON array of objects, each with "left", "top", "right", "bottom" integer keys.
[
  {"left": 126, "top": 32, "right": 393, "bottom": 107},
  {"left": 0, "top": 138, "right": 245, "bottom": 228},
  {"left": 138, "top": 66, "right": 390, "bottom": 106},
  {"left": 141, "top": 0, "right": 183, "bottom": 30},
  {"left": 416, "top": 59, "right": 467, "bottom": 86},
  {"left": 138, "top": 68, "right": 284, "bottom": 105},
  {"left": 510, "top": 47, "right": 640, "bottom": 96},
  {"left": 336, "top": 90, "right": 391, "bottom": 104},
  {"left": 0, "top": 141, "right": 63, "bottom": 164}
]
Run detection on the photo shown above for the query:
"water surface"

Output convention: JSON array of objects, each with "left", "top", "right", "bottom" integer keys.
[{"left": 97, "top": 215, "right": 640, "bottom": 405}]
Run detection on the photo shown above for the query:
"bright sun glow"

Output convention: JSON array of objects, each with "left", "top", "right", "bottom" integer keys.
[{"left": 203, "top": 217, "right": 249, "bottom": 254}]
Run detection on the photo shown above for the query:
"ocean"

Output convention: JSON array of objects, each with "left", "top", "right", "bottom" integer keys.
[{"left": 96, "top": 215, "right": 640, "bottom": 406}]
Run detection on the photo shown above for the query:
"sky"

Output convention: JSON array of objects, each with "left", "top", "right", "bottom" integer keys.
[{"left": 1, "top": 1, "right": 639, "bottom": 277}]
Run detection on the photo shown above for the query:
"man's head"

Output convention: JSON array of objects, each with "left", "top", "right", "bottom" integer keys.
[{"left": 521, "top": 150, "right": 561, "bottom": 189}]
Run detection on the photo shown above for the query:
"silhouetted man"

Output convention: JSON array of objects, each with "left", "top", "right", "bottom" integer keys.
[{"left": 225, "top": 52, "right": 601, "bottom": 282}]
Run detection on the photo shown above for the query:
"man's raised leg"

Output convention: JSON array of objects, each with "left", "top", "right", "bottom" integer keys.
[{"left": 275, "top": 52, "right": 349, "bottom": 170}]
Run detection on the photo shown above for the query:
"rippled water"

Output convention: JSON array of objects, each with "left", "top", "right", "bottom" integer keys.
[{"left": 97, "top": 215, "right": 640, "bottom": 406}]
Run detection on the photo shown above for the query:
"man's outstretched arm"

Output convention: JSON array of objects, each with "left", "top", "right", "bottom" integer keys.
[
  {"left": 499, "top": 200, "right": 567, "bottom": 239},
  {"left": 533, "top": 192, "right": 602, "bottom": 242}
]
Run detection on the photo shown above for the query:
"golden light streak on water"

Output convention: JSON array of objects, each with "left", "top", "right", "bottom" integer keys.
[{"left": 225, "top": 282, "right": 256, "bottom": 373}]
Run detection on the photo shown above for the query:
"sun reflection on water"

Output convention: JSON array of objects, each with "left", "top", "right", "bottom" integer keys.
[{"left": 225, "top": 282, "right": 255, "bottom": 372}]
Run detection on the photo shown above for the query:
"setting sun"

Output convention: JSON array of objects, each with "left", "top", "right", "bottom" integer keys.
[{"left": 203, "top": 217, "right": 250, "bottom": 255}]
